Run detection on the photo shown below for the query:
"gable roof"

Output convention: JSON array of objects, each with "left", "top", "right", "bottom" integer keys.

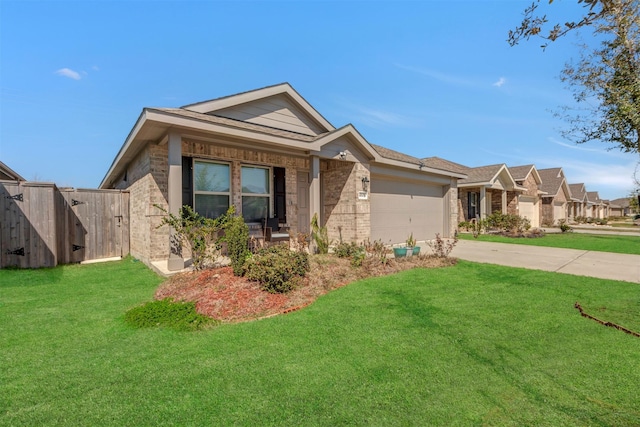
[
  {"left": 568, "top": 183, "right": 587, "bottom": 201},
  {"left": 0, "top": 161, "right": 25, "bottom": 181},
  {"left": 508, "top": 164, "right": 542, "bottom": 184},
  {"left": 454, "top": 163, "right": 524, "bottom": 191},
  {"left": 587, "top": 191, "right": 601, "bottom": 203},
  {"left": 538, "top": 167, "right": 571, "bottom": 199},
  {"left": 100, "top": 84, "right": 467, "bottom": 188},
  {"left": 181, "top": 83, "right": 335, "bottom": 135}
]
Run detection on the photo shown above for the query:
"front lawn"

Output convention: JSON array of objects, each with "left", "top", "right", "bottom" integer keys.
[
  {"left": 458, "top": 232, "right": 640, "bottom": 255},
  {"left": 1, "top": 258, "right": 639, "bottom": 426}
]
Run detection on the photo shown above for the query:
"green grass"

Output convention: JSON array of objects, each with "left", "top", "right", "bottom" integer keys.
[
  {"left": 459, "top": 232, "right": 640, "bottom": 255},
  {"left": 2, "top": 258, "right": 640, "bottom": 426}
]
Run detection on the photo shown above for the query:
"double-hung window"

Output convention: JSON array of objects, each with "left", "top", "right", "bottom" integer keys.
[
  {"left": 193, "top": 161, "right": 230, "bottom": 218},
  {"left": 241, "top": 166, "right": 270, "bottom": 222}
]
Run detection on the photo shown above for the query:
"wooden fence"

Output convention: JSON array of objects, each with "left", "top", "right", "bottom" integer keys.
[{"left": 0, "top": 181, "right": 129, "bottom": 268}]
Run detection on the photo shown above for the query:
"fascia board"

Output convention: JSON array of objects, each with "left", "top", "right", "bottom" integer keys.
[{"left": 99, "top": 109, "right": 147, "bottom": 188}]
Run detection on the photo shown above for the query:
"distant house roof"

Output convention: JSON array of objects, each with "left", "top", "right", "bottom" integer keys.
[
  {"left": 421, "top": 156, "right": 469, "bottom": 175},
  {"left": 587, "top": 191, "right": 601, "bottom": 203},
  {"left": 568, "top": 183, "right": 587, "bottom": 201},
  {"left": 611, "top": 197, "right": 631, "bottom": 208},
  {"left": 0, "top": 161, "right": 25, "bottom": 181},
  {"left": 538, "top": 167, "right": 571, "bottom": 199}
]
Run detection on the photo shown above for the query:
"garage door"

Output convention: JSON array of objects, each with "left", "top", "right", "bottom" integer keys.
[
  {"left": 518, "top": 196, "right": 538, "bottom": 227},
  {"left": 553, "top": 202, "right": 566, "bottom": 224},
  {"left": 370, "top": 176, "right": 444, "bottom": 244}
]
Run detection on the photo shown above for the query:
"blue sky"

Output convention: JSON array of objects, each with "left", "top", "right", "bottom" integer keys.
[{"left": 1, "top": 0, "right": 637, "bottom": 200}]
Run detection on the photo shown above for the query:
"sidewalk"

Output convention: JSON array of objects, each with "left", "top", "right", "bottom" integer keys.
[{"left": 448, "top": 240, "right": 640, "bottom": 283}]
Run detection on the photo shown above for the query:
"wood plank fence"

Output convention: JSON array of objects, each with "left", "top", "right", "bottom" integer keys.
[{"left": 0, "top": 181, "right": 129, "bottom": 268}]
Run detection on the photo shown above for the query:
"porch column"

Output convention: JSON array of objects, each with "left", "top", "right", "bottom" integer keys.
[
  {"left": 167, "top": 132, "right": 184, "bottom": 271},
  {"left": 501, "top": 190, "right": 507, "bottom": 214},
  {"left": 479, "top": 187, "right": 487, "bottom": 219},
  {"left": 309, "top": 155, "right": 321, "bottom": 223}
]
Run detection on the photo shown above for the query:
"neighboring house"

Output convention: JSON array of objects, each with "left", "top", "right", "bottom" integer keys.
[
  {"left": 456, "top": 164, "right": 523, "bottom": 222},
  {"left": 568, "top": 183, "right": 589, "bottom": 219},
  {"left": 587, "top": 191, "right": 605, "bottom": 218},
  {"left": 100, "top": 83, "right": 466, "bottom": 270},
  {"left": 421, "top": 158, "right": 528, "bottom": 224},
  {"left": 538, "top": 168, "right": 572, "bottom": 225},
  {"left": 611, "top": 197, "right": 632, "bottom": 216},
  {"left": 608, "top": 201, "right": 623, "bottom": 217},
  {"left": 507, "top": 164, "right": 544, "bottom": 228},
  {"left": 0, "top": 161, "right": 25, "bottom": 181}
]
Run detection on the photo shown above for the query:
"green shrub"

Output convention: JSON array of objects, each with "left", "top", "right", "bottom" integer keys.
[
  {"left": 558, "top": 219, "right": 573, "bottom": 233},
  {"left": 333, "top": 241, "right": 362, "bottom": 258},
  {"left": 156, "top": 205, "right": 230, "bottom": 270},
  {"left": 125, "top": 298, "right": 216, "bottom": 331},
  {"left": 223, "top": 212, "right": 250, "bottom": 276},
  {"left": 486, "top": 212, "right": 531, "bottom": 233},
  {"left": 244, "top": 244, "right": 310, "bottom": 293}
]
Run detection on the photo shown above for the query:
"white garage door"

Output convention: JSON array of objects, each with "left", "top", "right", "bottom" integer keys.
[
  {"left": 553, "top": 202, "right": 566, "bottom": 224},
  {"left": 370, "top": 176, "right": 444, "bottom": 245},
  {"left": 518, "top": 196, "right": 538, "bottom": 227}
]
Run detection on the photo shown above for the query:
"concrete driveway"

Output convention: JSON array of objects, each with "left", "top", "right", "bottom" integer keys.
[{"left": 448, "top": 240, "right": 640, "bottom": 283}]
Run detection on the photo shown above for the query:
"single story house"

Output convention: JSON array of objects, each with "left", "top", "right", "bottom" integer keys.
[
  {"left": 0, "top": 161, "right": 25, "bottom": 181},
  {"left": 611, "top": 197, "right": 633, "bottom": 216},
  {"left": 568, "top": 183, "right": 589, "bottom": 219},
  {"left": 507, "top": 164, "right": 544, "bottom": 228},
  {"left": 100, "top": 83, "right": 466, "bottom": 270},
  {"left": 538, "top": 167, "right": 572, "bottom": 225},
  {"left": 586, "top": 191, "right": 605, "bottom": 218}
]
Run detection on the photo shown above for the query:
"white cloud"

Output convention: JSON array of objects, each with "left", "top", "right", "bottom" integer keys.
[
  {"left": 395, "top": 63, "right": 475, "bottom": 87},
  {"left": 492, "top": 77, "right": 506, "bottom": 87},
  {"left": 55, "top": 68, "right": 82, "bottom": 80}
]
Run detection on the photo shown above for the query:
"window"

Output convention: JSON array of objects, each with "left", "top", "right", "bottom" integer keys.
[
  {"left": 193, "top": 161, "right": 230, "bottom": 218},
  {"left": 241, "top": 166, "right": 270, "bottom": 222},
  {"left": 468, "top": 191, "right": 480, "bottom": 220}
]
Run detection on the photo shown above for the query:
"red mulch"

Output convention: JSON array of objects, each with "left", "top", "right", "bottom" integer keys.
[{"left": 155, "top": 255, "right": 456, "bottom": 323}]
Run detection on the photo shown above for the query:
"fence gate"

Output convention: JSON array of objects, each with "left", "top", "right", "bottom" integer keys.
[{"left": 1, "top": 181, "right": 129, "bottom": 268}]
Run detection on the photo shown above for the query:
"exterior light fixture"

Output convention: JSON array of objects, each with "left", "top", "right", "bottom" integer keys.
[
  {"left": 339, "top": 151, "right": 347, "bottom": 160},
  {"left": 361, "top": 176, "right": 370, "bottom": 192}
]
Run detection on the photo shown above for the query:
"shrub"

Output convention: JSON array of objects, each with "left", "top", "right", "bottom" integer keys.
[
  {"left": 156, "top": 205, "right": 229, "bottom": 270},
  {"left": 486, "top": 212, "right": 531, "bottom": 233},
  {"left": 223, "top": 212, "right": 250, "bottom": 276},
  {"left": 244, "top": 244, "right": 310, "bottom": 293},
  {"left": 125, "top": 298, "right": 216, "bottom": 331},
  {"left": 427, "top": 233, "right": 458, "bottom": 258},
  {"left": 363, "top": 238, "right": 390, "bottom": 265},
  {"left": 558, "top": 219, "right": 573, "bottom": 233},
  {"left": 333, "top": 241, "right": 362, "bottom": 258}
]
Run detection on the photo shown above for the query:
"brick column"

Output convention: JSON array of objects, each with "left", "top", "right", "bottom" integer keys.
[{"left": 167, "top": 132, "right": 184, "bottom": 271}]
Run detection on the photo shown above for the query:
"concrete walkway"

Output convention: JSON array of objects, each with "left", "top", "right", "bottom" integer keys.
[{"left": 448, "top": 240, "right": 640, "bottom": 283}]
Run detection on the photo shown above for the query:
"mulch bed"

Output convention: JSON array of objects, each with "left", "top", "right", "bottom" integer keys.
[{"left": 155, "top": 254, "right": 457, "bottom": 323}]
